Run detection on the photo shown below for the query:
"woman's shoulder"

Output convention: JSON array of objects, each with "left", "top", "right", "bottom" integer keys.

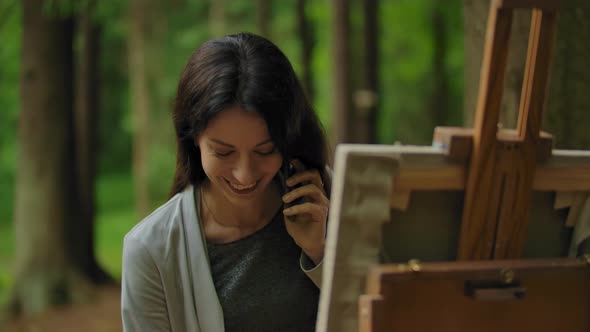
[{"left": 124, "top": 185, "right": 197, "bottom": 259}]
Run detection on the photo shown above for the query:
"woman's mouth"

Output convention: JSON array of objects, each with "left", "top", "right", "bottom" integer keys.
[{"left": 224, "top": 178, "right": 259, "bottom": 195}]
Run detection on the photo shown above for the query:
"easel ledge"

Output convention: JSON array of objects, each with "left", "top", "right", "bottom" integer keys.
[{"left": 391, "top": 146, "right": 590, "bottom": 192}]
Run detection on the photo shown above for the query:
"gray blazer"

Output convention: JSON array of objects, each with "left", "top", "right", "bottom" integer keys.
[{"left": 121, "top": 185, "right": 322, "bottom": 332}]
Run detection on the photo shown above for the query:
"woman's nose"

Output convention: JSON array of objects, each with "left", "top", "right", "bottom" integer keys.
[{"left": 232, "top": 156, "right": 257, "bottom": 184}]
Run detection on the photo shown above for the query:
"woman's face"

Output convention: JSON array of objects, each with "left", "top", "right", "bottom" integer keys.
[{"left": 196, "top": 105, "right": 283, "bottom": 205}]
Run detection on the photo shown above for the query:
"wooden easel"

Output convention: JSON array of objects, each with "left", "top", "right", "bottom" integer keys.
[
  {"left": 316, "top": 1, "right": 590, "bottom": 331},
  {"left": 436, "top": 0, "right": 560, "bottom": 260},
  {"left": 359, "top": 257, "right": 590, "bottom": 331}
]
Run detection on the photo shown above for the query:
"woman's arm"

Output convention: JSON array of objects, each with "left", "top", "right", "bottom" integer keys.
[
  {"left": 300, "top": 253, "right": 323, "bottom": 288},
  {"left": 282, "top": 161, "right": 331, "bottom": 288},
  {"left": 121, "top": 235, "right": 172, "bottom": 332}
]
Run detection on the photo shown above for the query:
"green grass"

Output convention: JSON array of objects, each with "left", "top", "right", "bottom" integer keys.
[
  {"left": 95, "top": 172, "right": 138, "bottom": 280},
  {"left": 0, "top": 172, "right": 139, "bottom": 305}
]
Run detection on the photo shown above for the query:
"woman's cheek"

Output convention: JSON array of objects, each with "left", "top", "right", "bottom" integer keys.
[
  {"left": 263, "top": 155, "right": 283, "bottom": 177},
  {"left": 200, "top": 153, "right": 229, "bottom": 178}
]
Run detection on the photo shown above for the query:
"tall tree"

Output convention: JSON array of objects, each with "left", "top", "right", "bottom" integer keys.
[
  {"left": 463, "top": 0, "right": 488, "bottom": 127},
  {"left": 128, "top": 0, "right": 176, "bottom": 217},
  {"left": 544, "top": 1, "right": 590, "bottom": 149},
  {"left": 128, "top": 0, "right": 175, "bottom": 215},
  {"left": 129, "top": 0, "right": 153, "bottom": 217},
  {"left": 296, "top": 0, "right": 315, "bottom": 101},
  {"left": 257, "top": 0, "right": 271, "bottom": 38},
  {"left": 73, "top": 0, "right": 110, "bottom": 282},
  {"left": 430, "top": 1, "right": 449, "bottom": 129},
  {"left": 331, "top": 0, "right": 353, "bottom": 145},
  {"left": 464, "top": 0, "right": 590, "bottom": 150},
  {"left": 10, "top": 0, "right": 96, "bottom": 315},
  {"left": 355, "top": 0, "right": 379, "bottom": 143}
]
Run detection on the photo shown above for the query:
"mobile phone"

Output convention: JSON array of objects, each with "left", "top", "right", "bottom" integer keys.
[{"left": 278, "top": 160, "right": 305, "bottom": 220}]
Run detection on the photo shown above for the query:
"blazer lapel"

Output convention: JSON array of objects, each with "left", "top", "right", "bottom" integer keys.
[{"left": 181, "top": 185, "right": 225, "bottom": 331}]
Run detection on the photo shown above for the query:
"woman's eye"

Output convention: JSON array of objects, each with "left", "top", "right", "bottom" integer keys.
[
  {"left": 214, "top": 151, "right": 233, "bottom": 157},
  {"left": 256, "top": 148, "right": 276, "bottom": 156}
]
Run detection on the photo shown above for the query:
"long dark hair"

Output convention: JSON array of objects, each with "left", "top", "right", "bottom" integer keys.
[{"left": 169, "top": 32, "right": 329, "bottom": 197}]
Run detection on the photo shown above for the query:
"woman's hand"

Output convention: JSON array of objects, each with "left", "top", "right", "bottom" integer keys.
[{"left": 281, "top": 160, "right": 329, "bottom": 265}]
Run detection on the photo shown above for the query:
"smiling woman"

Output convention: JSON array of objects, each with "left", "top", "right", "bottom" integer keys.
[
  {"left": 121, "top": 33, "right": 331, "bottom": 332},
  {"left": 196, "top": 106, "right": 285, "bottom": 243},
  {"left": 197, "top": 106, "right": 283, "bottom": 206}
]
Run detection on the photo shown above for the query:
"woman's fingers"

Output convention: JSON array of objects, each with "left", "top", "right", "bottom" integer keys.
[
  {"left": 282, "top": 183, "right": 329, "bottom": 206},
  {"left": 282, "top": 160, "right": 329, "bottom": 224},
  {"left": 286, "top": 168, "right": 324, "bottom": 193},
  {"left": 283, "top": 202, "right": 328, "bottom": 222}
]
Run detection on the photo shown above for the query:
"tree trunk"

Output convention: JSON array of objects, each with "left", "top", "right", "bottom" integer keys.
[
  {"left": 128, "top": 0, "right": 174, "bottom": 215},
  {"left": 257, "top": 0, "right": 271, "bottom": 38},
  {"left": 73, "top": 2, "right": 111, "bottom": 283},
  {"left": 463, "top": 0, "right": 488, "bottom": 126},
  {"left": 129, "top": 0, "right": 152, "bottom": 218},
  {"left": 356, "top": 0, "right": 378, "bottom": 143},
  {"left": 544, "top": 0, "right": 590, "bottom": 149},
  {"left": 331, "top": 0, "right": 353, "bottom": 145},
  {"left": 11, "top": 0, "right": 93, "bottom": 316},
  {"left": 464, "top": 0, "right": 590, "bottom": 149},
  {"left": 430, "top": 1, "right": 449, "bottom": 129},
  {"left": 296, "top": 0, "right": 315, "bottom": 101}
]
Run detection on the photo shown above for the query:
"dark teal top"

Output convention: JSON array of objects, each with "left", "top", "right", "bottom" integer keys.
[{"left": 206, "top": 212, "right": 320, "bottom": 332}]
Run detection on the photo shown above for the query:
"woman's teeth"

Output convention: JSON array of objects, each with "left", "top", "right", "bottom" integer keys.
[{"left": 229, "top": 181, "right": 256, "bottom": 190}]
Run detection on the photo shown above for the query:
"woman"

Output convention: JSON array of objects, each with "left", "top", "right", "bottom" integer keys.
[{"left": 121, "top": 32, "right": 331, "bottom": 332}]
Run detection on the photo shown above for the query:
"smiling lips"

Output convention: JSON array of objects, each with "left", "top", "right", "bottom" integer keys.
[{"left": 224, "top": 178, "right": 258, "bottom": 194}]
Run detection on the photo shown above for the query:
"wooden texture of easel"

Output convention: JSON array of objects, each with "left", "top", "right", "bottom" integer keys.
[
  {"left": 359, "top": 257, "right": 590, "bottom": 331},
  {"left": 316, "top": 1, "right": 590, "bottom": 331},
  {"left": 449, "top": 0, "right": 559, "bottom": 260}
]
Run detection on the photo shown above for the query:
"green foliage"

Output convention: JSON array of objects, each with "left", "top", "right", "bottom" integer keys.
[
  {"left": 95, "top": 173, "right": 137, "bottom": 279},
  {"left": 0, "top": 0, "right": 467, "bottom": 302},
  {"left": 42, "top": 0, "right": 77, "bottom": 17},
  {"left": 378, "top": 0, "right": 463, "bottom": 144},
  {"left": 0, "top": 1, "right": 20, "bottom": 227},
  {"left": 0, "top": 221, "right": 14, "bottom": 305},
  {"left": 307, "top": 1, "right": 331, "bottom": 127},
  {"left": 0, "top": 0, "right": 466, "bottom": 218},
  {"left": 42, "top": 0, "right": 125, "bottom": 19},
  {"left": 439, "top": 1, "right": 465, "bottom": 127},
  {"left": 98, "top": 5, "right": 132, "bottom": 174}
]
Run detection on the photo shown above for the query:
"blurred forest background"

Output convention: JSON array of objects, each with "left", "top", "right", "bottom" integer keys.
[{"left": 0, "top": 0, "right": 589, "bottom": 330}]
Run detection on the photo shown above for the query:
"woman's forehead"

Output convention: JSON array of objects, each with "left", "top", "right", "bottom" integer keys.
[{"left": 201, "top": 106, "right": 272, "bottom": 146}]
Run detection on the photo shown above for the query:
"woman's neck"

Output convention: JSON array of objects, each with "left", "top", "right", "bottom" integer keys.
[{"left": 199, "top": 180, "right": 282, "bottom": 242}]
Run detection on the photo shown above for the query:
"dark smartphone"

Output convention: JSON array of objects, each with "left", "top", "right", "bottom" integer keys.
[{"left": 278, "top": 160, "right": 305, "bottom": 220}]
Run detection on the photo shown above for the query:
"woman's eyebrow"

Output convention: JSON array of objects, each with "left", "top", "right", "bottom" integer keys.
[
  {"left": 255, "top": 139, "right": 273, "bottom": 147},
  {"left": 209, "top": 138, "right": 273, "bottom": 148},
  {"left": 209, "top": 138, "right": 234, "bottom": 148}
]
